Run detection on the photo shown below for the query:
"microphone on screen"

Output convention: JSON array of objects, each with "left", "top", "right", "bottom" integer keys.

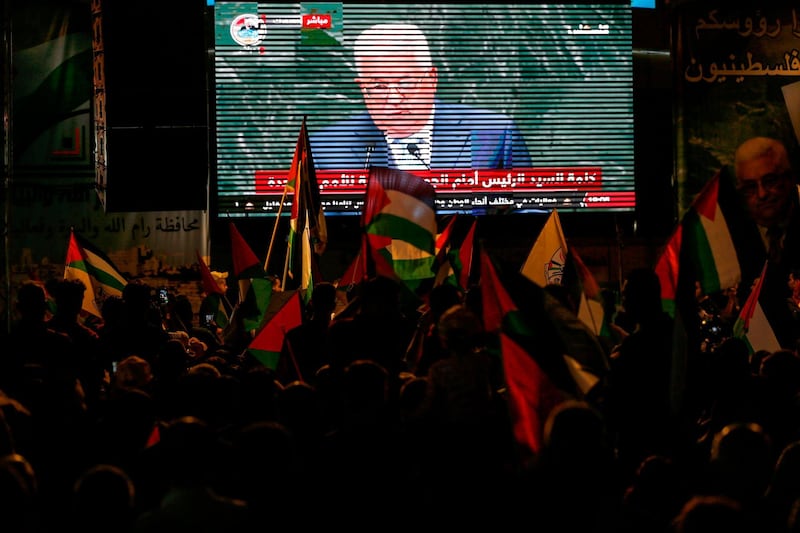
[
  {"left": 363, "top": 143, "right": 375, "bottom": 170},
  {"left": 407, "top": 143, "right": 430, "bottom": 170}
]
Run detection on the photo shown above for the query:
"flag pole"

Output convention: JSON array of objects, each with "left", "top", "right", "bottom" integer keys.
[
  {"left": 281, "top": 235, "right": 291, "bottom": 291},
  {"left": 264, "top": 186, "right": 289, "bottom": 274}
]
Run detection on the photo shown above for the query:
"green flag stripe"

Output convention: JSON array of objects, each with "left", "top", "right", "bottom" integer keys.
[
  {"left": 248, "top": 349, "right": 281, "bottom": 370},
  {"left": 390, "top": 256, "right": 436, "bottom": 281},
  {"left": 684, "top": 211, "right": 722, "bottom": 294},
  {"left": 367, "top": 213, "right": 435, "bottom": 254},
  {"left": 83, "top": 250, "right": 128, "bottom": 293}
]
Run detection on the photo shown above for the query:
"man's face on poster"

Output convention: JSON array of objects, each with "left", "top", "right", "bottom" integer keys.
[
  {"left": 736, "top": 155, "right": 795, "bottom": 228},
  {"left": 355, "top": 52, "right": 438, "bottom": 139}
]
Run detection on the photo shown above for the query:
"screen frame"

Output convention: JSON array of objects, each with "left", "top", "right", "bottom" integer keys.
[{"left": 208, "top": 1, "right": 638, "bottom": 219}]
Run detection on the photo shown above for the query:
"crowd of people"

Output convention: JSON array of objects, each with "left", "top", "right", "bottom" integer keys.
[
  {"left": 3, "top": 133, "right": 800, "bottom": 531},
  {"left": 0, "top": 265, "right": 798, "bottom": 532}
]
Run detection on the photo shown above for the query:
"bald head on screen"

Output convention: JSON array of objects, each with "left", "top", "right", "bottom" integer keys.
[{"left": 353, "top": 23, "right": 438, "bottom": 139}]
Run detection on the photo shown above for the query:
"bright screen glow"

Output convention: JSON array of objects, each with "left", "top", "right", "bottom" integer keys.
[{"left": 212, "top": 2, "right": 635, "bottom": 217}]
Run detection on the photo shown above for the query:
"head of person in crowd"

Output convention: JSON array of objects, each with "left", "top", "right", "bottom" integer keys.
[
  {"left": 353, "top": 23, "right": 438, "bottom": 140},
  {"left": 734, "top": 136, "right": 797, "bottom": 228}
]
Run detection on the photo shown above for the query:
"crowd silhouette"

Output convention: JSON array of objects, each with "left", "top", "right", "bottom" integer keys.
[{"left": 4, "top": 264, "right": 800, "bottom": 532}]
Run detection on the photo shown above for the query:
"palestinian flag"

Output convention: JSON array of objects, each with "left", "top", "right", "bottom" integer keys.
[
  {"left": 196, "top": 250, "right": 225, "bottom": 296},
  {"left": 247, "top": 290, "right": 303, "bottom": 369},
  {"left": 361, "top": 166, "right": 437, "bottom": 301},
  {"left": 431, "top": 215, "right": 476, "bottom": 292},
  {"left": 64, "top": 229, "right": 128, "bottom": 318},
  {"left": 563, "top": 246, "right": 611, "bottom": 340},
  {"left": 456, "top": 217, "right": 477, "bottom": 291},
  {"left": 229, "top": 221, "right": 263, "bottom": 281},
  {"left": 733, "top": 261, "right": 780, "bottom": 354},
  {"left": 285, "top": 117, "right": 327, "bottom": 302},
  {"left": 432, "top": 214, "right": 459, "bottom": 288},
  {"left": 654, "top": 169, "right": 744, "bottom": 415},
  {"left": 479, "top": 249, "right": 566, "bottom": 457},
  {"left": 682, "top": 169, "right": 741, "bottom": 296},
  {"left": 654, "top": 225, "right": 682, "bottom": 318}
]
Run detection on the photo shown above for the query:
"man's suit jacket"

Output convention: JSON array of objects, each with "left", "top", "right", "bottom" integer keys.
[
  {"left": 309, "top": 100, "right": 531, "bottom": 170},
  {"left": 726, "top": 176, "right": 800, "bottom": 349}
]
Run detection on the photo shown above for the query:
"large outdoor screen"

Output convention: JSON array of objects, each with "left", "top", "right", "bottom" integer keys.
[{"left": 212, "top": 2, "right": 635, "bottom": 217}]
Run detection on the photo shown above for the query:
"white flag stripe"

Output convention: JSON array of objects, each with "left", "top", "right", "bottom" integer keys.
[
  {"left": 746, "top": 302, "right": 781, "bottom": 354},
  {"left": 699, "top": 203, "right": 740, "bottom": 290}
]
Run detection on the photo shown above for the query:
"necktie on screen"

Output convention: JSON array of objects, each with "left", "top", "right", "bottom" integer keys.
[{"left": 390, "top": 138, "right": 427, "bottom": 170}]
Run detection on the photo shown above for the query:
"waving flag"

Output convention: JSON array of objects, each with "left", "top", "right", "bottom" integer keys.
[
  {"left": 432, "top": 214, "right": 459, "bottom": 287},
  {"left": 229, "top": 221, "right": 261, "bottom": 302},
  {"left": 655, "top": 225, "right": 683, "bottom": 318},
  {"left": 64, "top": 229, "right": 128, "bottom": 318},
  {"left": 733, "top": 261, "right": 780, "bottom": 354},
  {"left": 196, "top": 250, "right": 224, "bottom": 296},
  {"left": 361, "top": 166, "right": 437, "bottom": 302},
  {"left": 431, "top": 215, "right": 476, "bottom": 292},
  {"left": 654, "top": 168, "right": 744, "bottom": 414},
  {"left": 227, "top": 221, "right": 279, "bottom": 333},
  {"left": 479, "top": 249, "right": 566, "bottom": 457},
  {"left": 247, "top": 290, "right": 303, "bottom": 369},
  {"left": 565, "top": 247, "right": 609, "bottom": 339},
  {"left": 285, "top": 117, "right": 327, "bottom": 302},
  {"left": 457, "top": 218, "right": 477, "bottom": 291},
  {"left": 682, "top": 169, "right": 741, "bottom": 295},
  {"left": 229, "top": 221, "right": 262, "bottom": 280},
  {"left": 522, "top": 209, "right": 607, "bottom": 341},
  {"left": 520, "top": 209, "right": 568, "bottom": 287}
]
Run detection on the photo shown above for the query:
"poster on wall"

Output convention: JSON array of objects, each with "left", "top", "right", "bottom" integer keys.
[
  {"left": 675, "top": 2, "right": 800, "bottom": 214},
  {"left": 7, "top": 1, "right": 208, "bottom": 281}
]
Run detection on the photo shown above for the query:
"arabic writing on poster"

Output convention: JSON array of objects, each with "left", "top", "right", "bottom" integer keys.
[{"left": 685, "top": 8, "right": 800, "bottom": 83}]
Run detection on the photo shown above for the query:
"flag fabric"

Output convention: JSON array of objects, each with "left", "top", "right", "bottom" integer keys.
[
  {"left": 540, "top": 283, "right": 608, "bottom": 396},
  {"left": 457, "top": 218, "right": 477, "bottom": 291},
  {"left": 486, "top": 249, "right": 608, "bottom": 396},
  {"left": 433, "top": 215, "right": 477, "bottom": 292},
  {"left": 64, "top": 229, "right": 128, "bottom": 318},
  {"left": 479, "top": 249, "right": 566, "bottom": 457},
  {"left": 681, "top": 169, "right": 741, "bottom": 296},
  {"left": 361, "top": 166, "right": 437, "bottom": 300},
  {"left": 226, "top": 221, "right": 279, "bottom": 331},
  {"left": 285, "top": 117, "right": 327, "bottom": 302},
  {"left": 196, "top": 250, "right": 225, "bottom": 296},
  {"left": 653, "top": 168, "right": 744, "bottom": 414},
  {"left": 733, "top": 261, "right": 781, "bottom": 354},
  {"left": 432, "top": 215, "right": 459, "bottom": 288},
  {"left": 247, "top": 290, "right": 303, "bottom": 369},
  {"left": 564, "top": 247, "right": 610, "bottom": 339},
  {"left": 522, "top": 209, "right": 608, "bottom": 343},
  {"left": 654, "top": 225, "right": 683, "bottom": 318},
  {"left": 337, "top": 248, "right": 367, "bottom": 297},
  {"left": 229, "top": 221, "right": 262, "bottom": 280},
  {"left": 239, "top": 277, "right": 275, "bottom": 334},
  {"left": 520, "top": 209, "right": 568, "bottom": 287},
  {"left": 229, "top": 220, "right": 268, "bottom": 308}
]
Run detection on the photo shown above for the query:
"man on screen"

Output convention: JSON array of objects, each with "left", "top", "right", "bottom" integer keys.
[{"left": 310, "top": 23, "right": 531, "bottom": 171}]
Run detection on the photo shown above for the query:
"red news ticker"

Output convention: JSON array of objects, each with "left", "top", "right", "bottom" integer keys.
[
  {"left": 580, "top": 191, "right": 636, "bottom": 208},
  {"left": 254, "top": 167, "right": 604, "bottom": 194}
]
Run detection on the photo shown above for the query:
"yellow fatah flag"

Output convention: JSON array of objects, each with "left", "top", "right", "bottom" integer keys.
[{"left": 520, "top": 209, "right": 568, "bottom": 287}]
